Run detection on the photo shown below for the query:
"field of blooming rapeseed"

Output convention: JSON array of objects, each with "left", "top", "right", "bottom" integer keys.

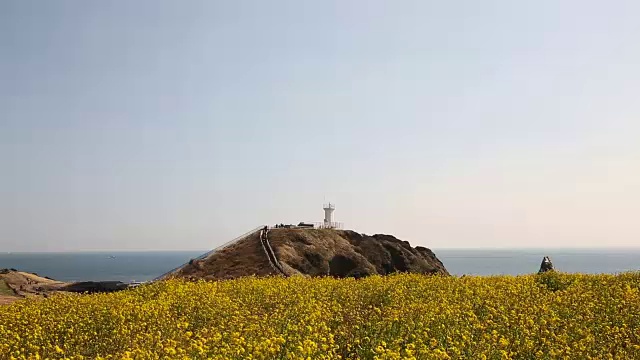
[{"left": 1, "top": 272, "right": 640, "bottom": 360}]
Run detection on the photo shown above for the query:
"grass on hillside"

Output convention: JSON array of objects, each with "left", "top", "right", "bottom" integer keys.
[
  {"left": 2, "top": 272, "right": 640, "bottom": 359},
  {"left": 0, "top": 280, "right": 15, "bottom": 296}
]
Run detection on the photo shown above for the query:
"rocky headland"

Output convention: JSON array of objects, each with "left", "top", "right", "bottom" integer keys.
[{"left": 165, "top": 228, "right": 449, "bottom": 280}]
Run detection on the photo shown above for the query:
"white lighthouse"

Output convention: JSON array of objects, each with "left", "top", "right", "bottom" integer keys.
[{"left": 323, "top": 202, "right": 335, "bottom": 227}]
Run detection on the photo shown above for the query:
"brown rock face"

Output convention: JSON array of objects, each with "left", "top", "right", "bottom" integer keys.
[
  {"left": 271, "top": 229, "right": 449, "bottom": 277},
  {"left": 170, "top": 228, "right": 448, "bottom": 280}
]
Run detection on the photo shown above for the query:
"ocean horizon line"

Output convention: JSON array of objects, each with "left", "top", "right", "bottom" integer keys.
[{"left": 4, "top": 246, "right": 640, "bottom": 254}]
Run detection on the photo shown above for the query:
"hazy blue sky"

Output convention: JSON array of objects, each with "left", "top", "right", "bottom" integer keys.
[{"left": 2, "top": 1, "right": 639, "bottom": 251}]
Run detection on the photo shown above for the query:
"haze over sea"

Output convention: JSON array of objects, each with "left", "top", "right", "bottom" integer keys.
[{"left": 1, "top": 249, "right": 639, "bottom": 282}]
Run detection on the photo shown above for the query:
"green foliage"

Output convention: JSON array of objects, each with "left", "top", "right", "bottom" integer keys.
[
  {"left": 0, "top": 280, "right": 15, "bottom": 296},
  {"left": 536, "top": 271, "right": 575, "bottom": 292}
]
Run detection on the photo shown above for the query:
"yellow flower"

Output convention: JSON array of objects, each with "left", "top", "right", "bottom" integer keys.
[{"left": 0, "top": 273, "right": 639, "bottom": 359}]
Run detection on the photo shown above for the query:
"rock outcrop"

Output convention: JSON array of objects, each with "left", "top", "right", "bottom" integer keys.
[
  {"left": 0, "top": 269, "right": 68, "bottom": 304},
  {"left": 538, "top": 256, "right": 554, "bottom": 273},
  {"left": 0, "top": 269, "right": 132, "bottom": 305},
  {"left": 61, "top": 281, "right": 130, "bottom": 294},
  {"left": 170, "top": 228, "right": 448, "bottom": 280}
]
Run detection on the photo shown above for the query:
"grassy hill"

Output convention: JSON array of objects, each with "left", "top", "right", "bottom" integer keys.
[{"left": 169, "top": 228, "right": 448, "bottom": 280}]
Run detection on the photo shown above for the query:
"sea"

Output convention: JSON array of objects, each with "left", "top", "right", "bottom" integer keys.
[{"left": 1, "top": 248, "right": 639, "bottom": 283}]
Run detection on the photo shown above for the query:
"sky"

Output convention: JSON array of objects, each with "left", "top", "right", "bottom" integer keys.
[{"left": 1, "top": 1, "right": 640, "bottom": 251}]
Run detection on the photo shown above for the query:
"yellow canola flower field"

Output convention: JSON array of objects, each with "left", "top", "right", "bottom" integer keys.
[{"left": 2, "top": 272, "right": 640, "bottom": 360}]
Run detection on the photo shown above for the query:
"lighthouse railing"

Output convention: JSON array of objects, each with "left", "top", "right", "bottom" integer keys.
[{"left": 312, "top": 221, "right": 343, "bottom": 229}]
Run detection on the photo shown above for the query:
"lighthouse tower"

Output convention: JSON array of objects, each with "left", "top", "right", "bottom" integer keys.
[{"left": 323, "top": 202, "right": 335, "bottom": 228}]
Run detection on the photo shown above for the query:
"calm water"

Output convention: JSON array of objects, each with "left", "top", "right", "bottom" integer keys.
[
  {"left": 1, "top": 249, "right": 639, "bottom": 282},
  {"left": 436, "top": 248, "right": 640, "bottom": 276},
  {"left": 0, "top": 251, "right": 203, "bottom": 283}
]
